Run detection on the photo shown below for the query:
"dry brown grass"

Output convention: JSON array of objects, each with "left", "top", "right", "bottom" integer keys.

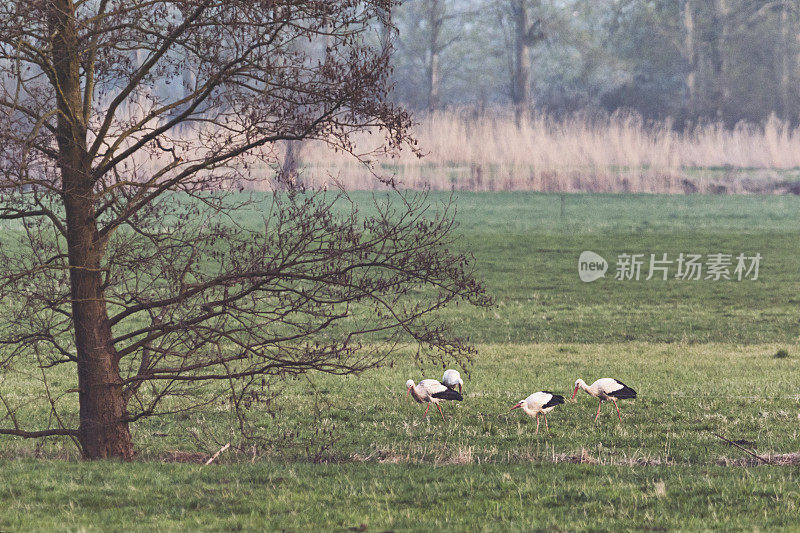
[{"left": 281, "top": 111, "right": 800, "bottom": 193}]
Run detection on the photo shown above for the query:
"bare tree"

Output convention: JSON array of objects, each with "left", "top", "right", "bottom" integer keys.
[
  {"left": 393, "top": 0, "right": 469, "bottom": 112},
  {"left": 0, "top": 0, "right": 489, "bottom": 459},
  {"left": 425, "top": 0, "right": 446, "bottom": 112}
]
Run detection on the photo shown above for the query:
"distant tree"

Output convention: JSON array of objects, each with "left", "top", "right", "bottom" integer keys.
[
  {"left": 423, "top": 0, "right": 447, "bottom": 111},
  {"left": 764, "top": 0, "right": 800, "bottom": 120},
  {"left": 612, "top": 0, "right": 794, "bottom": 125},
  {"left": 507, "top": 0, "right": 546, "bottom": 124},
  {"left": 778, "top": 1, "right": 792, "bottom": 118},
  {"left": 401, "top": 0, "right": 456, "bottom": 112},
  {"left": 392, "top": 0, "right": 483, "bottom": 110},
  {"left": 710, "top": 0, "right": 731, "bottom": 120},
  {"left": 0, "top": 0, "right": 489, "bottom": 459},
  {"left": 682, "top": 0, "right": 699, "bottom": 118}
]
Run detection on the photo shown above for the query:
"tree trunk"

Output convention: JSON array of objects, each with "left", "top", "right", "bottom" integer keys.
[
  {"left": 49, "top": 0, "right": 133, "bottom": 460},
  {"left": 779, "top": 4, "right": 791, "bottom": 120},
  {"left": 513, "top": 0, "right": 532, "bottom": 126},
  {"left": 281, "top": 139, "right": 299, "bottom": 187},
  {"left": 428, "top": 48, "right": 440, "bottom": 112},
  {"left": 66, "top": 192, "right": 133, "bottom": 460},
  {"left": 711, "top": 0, "right": 730, "bottom": 122},
  {"left": 683, "top": 0, "right": 698, "bottom": 120},
  {"left": 426, "top": 0, "right": 443, "bottom": 113}
]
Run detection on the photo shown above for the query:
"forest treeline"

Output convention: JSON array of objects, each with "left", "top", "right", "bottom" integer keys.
[{"left": 390, "top": 0, "right": 799, "bottom": 127}]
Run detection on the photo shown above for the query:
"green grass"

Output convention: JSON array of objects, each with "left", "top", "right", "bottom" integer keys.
[
  {"left": 4, "top": 342, "right": 800, "bottom": 466},
  {"left": 448, "top": 192, "right": 800, "bottom": 344},
  {"left": 3, "top": 192, "right": 800, "bottom": 530},
  {"left": 215, "top": 191, "right": 800, "bottom": 343},
  {"left": 2, "top": 460, "right": 800, "bottom": 531}
]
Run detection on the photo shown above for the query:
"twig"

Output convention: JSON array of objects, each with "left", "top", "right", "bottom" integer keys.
[
  {"left": 204, "top": 442, "right": 230, "bottom": 465},
  {"left": 710, "top": 432, "right": 772, "bottom": 465}
]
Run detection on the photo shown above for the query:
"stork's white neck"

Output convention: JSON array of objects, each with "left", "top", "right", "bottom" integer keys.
[{"left": 408, "top": 383, "right": 424, "bottom": 403}]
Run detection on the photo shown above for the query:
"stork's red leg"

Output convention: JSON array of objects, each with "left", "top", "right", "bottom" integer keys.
[
  {"left": 535, "top": 413, "right": 540, "bottom": 434},
  {"left": 436, "top": 403, "right": 446, "bottom": 422},
  {"left": 612, "top": 398, "right": 622, "bottom": 422},
  {"left": 544, "top": 413, "right": 550, "bottom": 433},
  {"left": 423, "top": 403, "right": 430, "bottom": 418},
  {"left": 594, "top": 400, "right": 603, "bottom": 421}
]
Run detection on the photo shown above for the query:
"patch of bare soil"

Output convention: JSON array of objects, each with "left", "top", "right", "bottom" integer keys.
[{"left": 553, "top": 448, "right": 600, "bottom": 465}]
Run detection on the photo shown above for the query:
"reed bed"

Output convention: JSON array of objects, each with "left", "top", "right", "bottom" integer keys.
[{"left": 279, "top": 111, "right": 800, "bottom": 193}]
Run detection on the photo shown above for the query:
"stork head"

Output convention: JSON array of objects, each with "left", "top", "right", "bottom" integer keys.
[
  {"left": 509, "top": 400, "right": 525, "bottom": 411},
  {"left": 405, "top": 379, "right": 415, "bottom": 399},
  {"left": 457, "top": 378, "right": 463, "bottom": 394},
  {"left": 571, "top": 379, "right": 585, "bottom": 400}
]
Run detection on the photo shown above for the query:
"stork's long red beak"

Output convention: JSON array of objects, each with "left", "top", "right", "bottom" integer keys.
[
  {"left": 571, "top": 384, "right": 579, "bottom": 400},
  {"left": 406, "top": 386, "right": 412, "bottom": 399},
  {"left": 509, "top": 403, "right": 521, "bottom": 411}
]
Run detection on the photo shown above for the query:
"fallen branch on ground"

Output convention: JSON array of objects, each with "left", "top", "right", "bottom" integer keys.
[
  {"left": 710, "top": 432, "right": 771, "bottom": 465},
  {"left": 205, "top": 443, "right": 231, "bottom": 465}
]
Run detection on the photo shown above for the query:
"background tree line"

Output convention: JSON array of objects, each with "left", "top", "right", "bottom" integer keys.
[{"left": 390, "top": 0, "right": 800, "bottom": 126}]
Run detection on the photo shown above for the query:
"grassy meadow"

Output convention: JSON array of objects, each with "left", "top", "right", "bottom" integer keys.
[{"left": 2, "top": 192, "right": 800, "bottom": 531}]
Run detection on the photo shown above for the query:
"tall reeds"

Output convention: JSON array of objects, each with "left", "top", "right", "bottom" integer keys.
[{"left": 279, "top": 111, "right": 800, "bottom": 193}]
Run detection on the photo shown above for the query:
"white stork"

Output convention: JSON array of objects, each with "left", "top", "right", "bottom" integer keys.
[
  {"left": 442, "top": 369, "right": 464, "bottom": 393},
  {"left": 509, "top": 391, "right": 564, "bottom": 433},
  {"left": 406, "top": 379, "right": 463, "bottom": 421},
  {"left": 572, "top": 378, "right": 637, "bottom": 422}
]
